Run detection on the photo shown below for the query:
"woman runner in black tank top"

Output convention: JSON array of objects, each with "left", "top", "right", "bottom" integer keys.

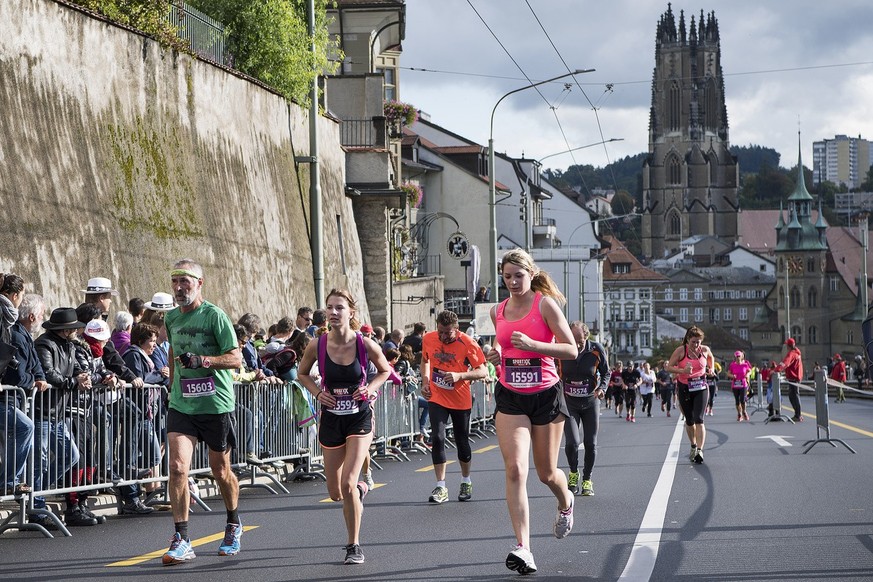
[{"left": 297, "top": 289, "right": 391, "bottom": 565}]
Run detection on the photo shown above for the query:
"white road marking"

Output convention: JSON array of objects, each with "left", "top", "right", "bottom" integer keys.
[
  {"left": 618, "top": 419, "right": 684, "bottom": 581},
  {"left": 756, "top": 435, "right": 793, "bottom": 447}
]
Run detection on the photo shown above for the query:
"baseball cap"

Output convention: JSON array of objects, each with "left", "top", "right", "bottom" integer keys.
[
  {"left": 785, "top": 338, "right": 795, "bottom": 347},
  {"left": 84, "top": 319, "right": 111, "bottom": 341},
  {"left": 360, "top": 324, "right": 374, "bottom": 334},
  {"left": 734, "top": 350, "right": 743, "bottom": 357}
]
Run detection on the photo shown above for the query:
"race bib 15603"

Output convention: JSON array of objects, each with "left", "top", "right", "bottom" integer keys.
[{"left": 180, "top": 376, "right": 216, "bottom": 398}]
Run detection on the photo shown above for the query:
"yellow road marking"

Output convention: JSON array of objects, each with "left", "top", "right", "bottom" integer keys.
[
  {"left": 415, "top": 460, "right": 455, "bottom": 473},
  {"left": 783, "top": 408, "right": 873, "bottom": 438},
  {"left": 106, "top": 525, "right": 258, "bottom": 567},
  {"left": 319, "top": 482, "right": 385, "bottom": 503},
  {"left": 474, "top": 445, "right": 498, "bottom": 454}
]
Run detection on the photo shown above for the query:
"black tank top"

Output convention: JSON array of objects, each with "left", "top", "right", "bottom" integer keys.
[{"left": 324, "top": 350, "right": 364, "bottom": 392}]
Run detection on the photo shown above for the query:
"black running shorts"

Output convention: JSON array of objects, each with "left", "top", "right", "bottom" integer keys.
[
  {"left": 318, "top": 406, "right": 374, "bottom": 449},
  {"left": 495, "top": 382, "right": 568, "bottom": 425},
  {"left": 167, "top": 408, "right": 237, "bottom": 453}
]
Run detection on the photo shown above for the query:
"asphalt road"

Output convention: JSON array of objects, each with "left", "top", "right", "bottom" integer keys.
[{"left": 2, "top": 392, "right": 873, "bottom": 582}]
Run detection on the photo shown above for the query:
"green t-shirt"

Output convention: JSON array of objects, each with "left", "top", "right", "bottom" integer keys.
[{"left": 165, "top": 300, "right": 237, "bottom": 415}]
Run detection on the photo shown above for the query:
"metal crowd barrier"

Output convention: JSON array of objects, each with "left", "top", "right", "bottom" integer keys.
[
  {"left": 802, "top": 370, "right": 856, "bottom": 454},
  {"left": 0, "top": 375, "right": 501, "bottom": 538},
  {"left": 765, "top": 373, "right": 794, "bottom": 423}
]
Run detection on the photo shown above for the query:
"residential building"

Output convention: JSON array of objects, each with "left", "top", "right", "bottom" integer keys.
[
  {"left": 601, "top": 235, "right": 668, "bottom": 361},
  {"left": 325, "top": 1, "right": 412, "bottom": 329},
  {"left": 640, "top": 6, "right": 739, "bottom": 260},
  {"left": 653, "top": 265, "right": 774, "bottom": 359},
  {"left": 835, "top": 191, "right": 873, "bottom": 221},
  {"left": 812, "top": 134, "right": 873, "bottom": 189},
  {"left": 401, "top": 118, "right": 604, "bottom": 325}
]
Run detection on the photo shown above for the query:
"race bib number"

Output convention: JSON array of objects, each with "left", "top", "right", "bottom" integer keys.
[
  {"left": 564, "top": 378, "right": 591, "bottom": 397},
  {"left": 505, "top": 358, "right": 542, "bottom": 388},
  {"left": 328, "top": 392, "right": 360, "bottom": 416},
  {"left": 687, "top": 377, "right": 707, "bottom": 392},
  {"left": 180, "top": 377, "right": 216, "bottom": 398},
  {"left": 431, "top": 369, "right": 454, "bottom": 390},
  {"left": 732, "top": 379, "right": 746, "bottom": 389}
]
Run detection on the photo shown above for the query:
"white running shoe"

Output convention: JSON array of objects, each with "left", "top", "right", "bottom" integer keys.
[
  {"left": 506, "top": 544, "right": 537, "bottom": 574},
  {"left": 554, "top": 498, "right": 574, "bottom": 539}
]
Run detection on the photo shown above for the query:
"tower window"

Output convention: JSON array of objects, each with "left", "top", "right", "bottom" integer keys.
[
  {"left": 668, "top": 155, "right": 682, "bottom": 185},
  {"left": 669, "top": 80, "right": 681, "bottom": 131},
  {"left": 669, "top": 211, "right": 681, "bottom": 235}
]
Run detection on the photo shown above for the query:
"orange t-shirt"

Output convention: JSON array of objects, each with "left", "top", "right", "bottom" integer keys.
[{"left": 421, "top": 331, "right": 486, "bottom": 410}]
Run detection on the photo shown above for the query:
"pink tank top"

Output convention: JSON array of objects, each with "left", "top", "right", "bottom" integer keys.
[
  {"left": 677, "top": 344, "right": 707, "bottom": 389},
  {"left": 495, "top": 292, "right": 560, "bottom": 394}
]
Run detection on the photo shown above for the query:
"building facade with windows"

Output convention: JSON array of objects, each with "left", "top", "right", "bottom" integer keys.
[
  {"left": 812, "top": 134, "right": 872, "bottom": 190},
  {"left": 653, "top": 265, "right": 774, "bottom": 360},
  {"left": 601, "top": 236, "right": 668, "bottom": 362}
]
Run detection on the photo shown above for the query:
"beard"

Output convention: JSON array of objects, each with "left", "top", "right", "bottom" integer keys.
[{"left": 175, "top": 292, "right": 196, "bottom": 307}]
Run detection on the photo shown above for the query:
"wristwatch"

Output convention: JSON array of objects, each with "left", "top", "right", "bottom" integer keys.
[{"left": 202, "top": 357, "right": 213, "bottom": 369}]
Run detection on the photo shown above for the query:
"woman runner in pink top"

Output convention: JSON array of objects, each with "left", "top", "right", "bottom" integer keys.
[
  {"left": 486, "top": 249, "right": 578, "bottom": 575},
  {"left": 666, "top": 326, "right": 714, "bottom": 464}
]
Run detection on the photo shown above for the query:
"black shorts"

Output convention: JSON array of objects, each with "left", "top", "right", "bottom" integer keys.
[
  {"left": 167, "top": 408, "right": 237, "bottom": 453},
  {"left": 495, "top": 382, "right": 568, "bottom": 425},
  {"left": 319, "top": 406, "right": 374, "bottom": 449}
]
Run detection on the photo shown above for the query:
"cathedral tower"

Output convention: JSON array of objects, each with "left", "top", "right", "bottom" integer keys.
[{"left": 641, "top": 5, "right": 739, "bottom": 259}]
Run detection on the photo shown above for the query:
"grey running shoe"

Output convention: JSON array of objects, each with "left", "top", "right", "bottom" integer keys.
[
  {"left": 458, "top": 482, "right": 472, "bottom": 502},
  {"left": 344, "top": 543, "right": 365, "bottom": 565},
  {"left": 506, "top": 544, "right": 537, "bottom": 575},
  {"left": 428, "top": 486, "right": 448, "bottom": 504},
  {"left": 580, "top": 479, "right": 594, "bottom": 497}
]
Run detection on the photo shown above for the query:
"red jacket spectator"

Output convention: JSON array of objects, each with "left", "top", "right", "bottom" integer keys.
[
  {"left": 778, "top": 338, "right": 803, "bottom": 381},
  {"left": 830, "top": 355, "right": 847, "bottom": 382}
]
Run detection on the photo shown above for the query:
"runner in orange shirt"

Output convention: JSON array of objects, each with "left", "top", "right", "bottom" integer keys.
[{"left": 420, "top": 310, "right": 488, "bottom": 503}]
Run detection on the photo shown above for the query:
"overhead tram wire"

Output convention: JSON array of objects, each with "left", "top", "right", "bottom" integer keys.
[
  {"left": 524, "top": 0, "right": 622, "bottom": 199},
  {"left": 466, "top": 0, "right": 554, "bottom": 108},
  {"left": 401, "top": 60, "right": 873, "bottom": 87},
  {"left": 524, "top": 0, "right": 629, "bottom": 244}
]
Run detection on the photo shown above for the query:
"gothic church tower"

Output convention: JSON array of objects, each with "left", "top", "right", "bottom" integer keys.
[{"left": 641, "top": 5, "right": 739, "bottom": 259}]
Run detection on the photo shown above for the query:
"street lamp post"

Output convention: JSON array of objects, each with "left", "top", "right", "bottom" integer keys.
[{"left": 488, "top": 69, "right": 594, "bottom": 299}]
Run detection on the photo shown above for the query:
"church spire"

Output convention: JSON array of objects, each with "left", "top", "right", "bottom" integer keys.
[{"left": 788, "top": 132, "right": 814, "bottom": 202}]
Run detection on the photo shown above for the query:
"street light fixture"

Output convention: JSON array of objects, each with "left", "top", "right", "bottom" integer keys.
[{"left": 488, "top": 68, "right": 595, "bottom": 299}]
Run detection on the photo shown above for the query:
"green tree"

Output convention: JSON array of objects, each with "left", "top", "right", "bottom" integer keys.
[
  {"left": 610, "top": 190, "right": 636, "bottom": 216},
  {"left": 861, "top": 164, "right": 873, "bottom": 191},
  {"left": 190, "top": 0, "right": 340, "bottom": 105},
  {"left": 648, "top": 338, "right": 681, "bottom": 367},
  {"left": 72, "top": 1, "right": 184, "bottom": 50}
]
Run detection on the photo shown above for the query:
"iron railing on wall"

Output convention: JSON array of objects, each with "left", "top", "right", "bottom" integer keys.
[
  {"left": 168, "top": 1, "right": 229, "bottom": 65},
  {"left": 340, "top": 117, "right": 388, "bottom": 148}
]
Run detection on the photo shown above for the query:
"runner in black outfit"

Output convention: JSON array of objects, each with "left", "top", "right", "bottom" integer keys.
[{"left": 560, "top": 322, "right": 608, "bottom": 497}]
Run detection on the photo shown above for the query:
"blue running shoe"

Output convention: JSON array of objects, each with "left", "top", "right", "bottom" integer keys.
[
  {"left": 162, "top": 532, "right": 195, "bottom": 566},
  {"left": 218, "top": 522, "right": 243, "bottom": 556}
]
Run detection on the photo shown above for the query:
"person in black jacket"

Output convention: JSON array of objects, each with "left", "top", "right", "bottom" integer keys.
[
  {"left": 0, "top": 283, "right": 42, "bottom": 497},
  {"left": 34, "top": 308, "right": 92, "bottom": 527}
]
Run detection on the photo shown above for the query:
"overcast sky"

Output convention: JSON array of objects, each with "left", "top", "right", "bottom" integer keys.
[{"left": 399, "top": 0, "right": 873, "bottom": 174}]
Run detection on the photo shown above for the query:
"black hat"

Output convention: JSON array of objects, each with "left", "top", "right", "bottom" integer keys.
[{"left": 43, "top": 307, "right": 86, "bottom": 331}]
